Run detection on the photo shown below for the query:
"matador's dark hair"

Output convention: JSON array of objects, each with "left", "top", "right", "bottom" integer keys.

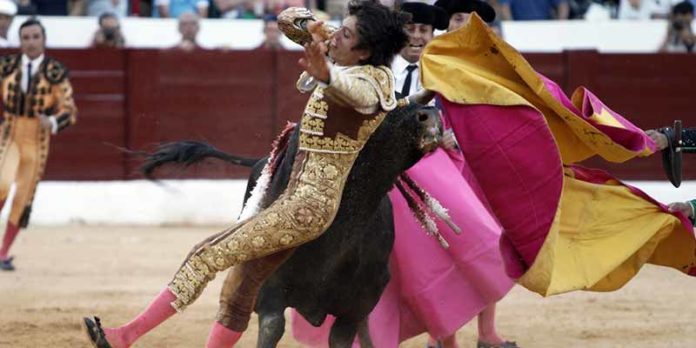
[
  {"left": 348, "top": 0, "right": 410, "bottom": 67},
  {"left": 19, "top": 17, "right": 46, "bottom": 39}
]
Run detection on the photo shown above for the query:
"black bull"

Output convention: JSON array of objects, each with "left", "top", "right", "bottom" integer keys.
[{"left": 141, "top": 104, "right": 442, "bottom": 347}]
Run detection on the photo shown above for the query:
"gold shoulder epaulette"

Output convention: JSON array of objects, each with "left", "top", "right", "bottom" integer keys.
[
  {"left": 0, "top": 54, "right": 18, "bottom": 78},
  {"left": 43, "top": 57, "right": 68, "bottom": 84},
  {"left": 348, "top": 65, "right": 396, "bottom": 111}
]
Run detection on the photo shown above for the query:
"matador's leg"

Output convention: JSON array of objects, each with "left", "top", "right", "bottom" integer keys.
[
  {"left": 168, "top": 151, "right": 353, "bottom": 311},
  {"left": 84, "top": 152, "right": 356, "bottom": 348},
  {"left": 205, "top": 250, "right": 295, "bottom": 348},
  {"left": 8, "top": 125, "right": 49, "bottom": 228},
  {"left": 0, "top": 140, "right": 20, "bottom": 264},
  {"left": 216, "top": 249, "right": 295, "bottom": 331},
  {"left": 0, "top": 140, "right": 19, "bottom": 206}
]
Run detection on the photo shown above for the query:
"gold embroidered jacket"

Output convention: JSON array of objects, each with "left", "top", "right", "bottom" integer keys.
[
  {"left": 296, "top": 64, "right": 397, "bottom": 154},
  {"left": 0, "top": 54, "right": 78, "bottom": 132}
]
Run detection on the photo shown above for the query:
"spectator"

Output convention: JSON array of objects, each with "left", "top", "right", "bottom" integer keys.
[
  {"left": 568, "top": 0, "right": 592, "bottom": 18},
  {"left": 237, "top": 0, "right": 260, "bottom": 18},
  {"left": 651, "top": 0, "right": 696, "bottom": 18},
  {"left": 659, "top": 1, "right": 695, "bottom": 52},
  {"left": 86, "top": 0, "right": 129, "bottom": 17},
  {"left": 136, "top": 0, "right": 152, "bottom": 16},
  {"left": 213, "top": 0, "right": 288, "bottom": 18},
  {"left": 91, "top": 12, "right": 126, "bottom": 48},
  {"left": 15, "top": 0, "right": 84, "bottom": 16},
  {"left": 618, "top": 0, "right": 663, "bottom": 19},
  {"left": 256, "top": 15, "right": 283, "bottom": 49},
  {"left": 174, "top": 11, "right": 200, "bottom": 51},
  {"left": 154, "top": 0, "right": 209, "bottom": 18},
  {"left": 499, "top": 0, "right": 570, "bottom": 20},
  {"left": 211, "top": 0, "right": 242, "bottom": 18},
  {"left": 0, "top": 0, "right": 16, "bottom": 47},
  {"left": 579, "top": 0, "right": 619, "bottom": 19}
]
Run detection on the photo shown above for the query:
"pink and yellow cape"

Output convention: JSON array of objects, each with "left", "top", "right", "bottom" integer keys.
[{"left": 421, "top": 14, "right": 696, "bottom": 296}]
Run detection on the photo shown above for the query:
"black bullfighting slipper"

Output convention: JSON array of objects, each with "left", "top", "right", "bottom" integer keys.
[
  {"left": 83, "top": 316, "right": 113, "bottom": 348},
  {"left": 0, "top": 256, "right": 14, "bottom": 271}
]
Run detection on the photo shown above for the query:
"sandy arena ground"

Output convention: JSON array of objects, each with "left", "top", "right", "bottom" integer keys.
[{"left": 1, "top": 226, "right": 695, "bottom": 348}]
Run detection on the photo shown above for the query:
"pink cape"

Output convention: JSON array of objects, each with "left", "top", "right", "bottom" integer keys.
[{"left": 291, "top": 146, "right": 514, "bottom": 347}]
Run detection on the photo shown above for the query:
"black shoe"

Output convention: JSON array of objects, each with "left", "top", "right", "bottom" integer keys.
[
  {"left": 83, "top": 316, "right": 113, "bottom": 348},
  {"left": 0, "top": 256, "right": 14, "bottom": 271}
]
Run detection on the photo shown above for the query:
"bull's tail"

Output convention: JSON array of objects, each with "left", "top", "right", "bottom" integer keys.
[{"left": 138, "top": 141, "right": 261, "bottom": 178}]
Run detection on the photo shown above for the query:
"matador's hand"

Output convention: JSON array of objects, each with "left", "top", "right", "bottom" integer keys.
[
  {"left": 38, "top": 114, "right": 53, "bottom": 131},
  {"left": 668, "top": 201, "right": 694, "bottom": 218},
  {"left": 645, "top": 129, "right": 668, "bottom": 151},
  {"left": 298, "top": 21, "right": 330, "bottom": 83}
]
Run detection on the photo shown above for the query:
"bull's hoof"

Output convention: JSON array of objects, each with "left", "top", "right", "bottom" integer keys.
[{"left": 83, "top": 316, "right": 113, "bottom": 348}]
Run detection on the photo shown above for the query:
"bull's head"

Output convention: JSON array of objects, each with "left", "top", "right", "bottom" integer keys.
[{"left": 354, "top": 102, "right": 444, "bottom": 183}]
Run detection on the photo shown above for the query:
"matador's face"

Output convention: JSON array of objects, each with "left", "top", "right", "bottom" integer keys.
[
  {"left": 20, "top": 24, "right": 45, "bottom": 59},
  {"left": 328, "top": 15, "right": 370, "bottom": 67}
]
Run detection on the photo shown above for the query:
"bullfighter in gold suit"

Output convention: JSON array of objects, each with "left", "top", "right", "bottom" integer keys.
[
  {"left": 0, "top": 18, "right": 77, "bottom": 271},
  {"left": 82, "top": 2, "right": 410, "bottom": 347}
]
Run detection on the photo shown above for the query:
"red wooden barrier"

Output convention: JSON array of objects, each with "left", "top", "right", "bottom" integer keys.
[
  {"left": 42, "top": 49, "right": 127, "bottom": 180},
  {"left": 125, "top": 49, "right": 277, "bottom": 179},
  {"left": 0, "top": 48, "right": 691, "bottom": 181}
]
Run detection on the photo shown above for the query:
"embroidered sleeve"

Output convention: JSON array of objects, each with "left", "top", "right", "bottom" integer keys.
[
  {"left": 51, "top": 77, "right": 78, "bottom": 133},
  {"left": 322, "top": 64, "right": 381, "bottom": 114}
]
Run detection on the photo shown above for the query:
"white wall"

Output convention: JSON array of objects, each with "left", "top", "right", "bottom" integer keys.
[
  {"left": 0, "top": 180, "right": 691, "bottom": 226},
  {"left": 3, "top": 15, "right": 693, "bottom": 52}
]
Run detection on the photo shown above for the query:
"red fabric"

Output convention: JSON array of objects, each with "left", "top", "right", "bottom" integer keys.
[{"left": 441, "top": 99, "right": 564, "bottom": 278}]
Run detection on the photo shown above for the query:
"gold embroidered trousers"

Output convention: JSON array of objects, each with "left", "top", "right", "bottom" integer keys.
[
  {"left": 168, "top": 150, "right": 357, "bottom": 311},
  {"left": 0, "top": 117, "right": 50, "bottom": 226}
]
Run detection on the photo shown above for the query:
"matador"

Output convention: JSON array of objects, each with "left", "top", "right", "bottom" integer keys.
[{"left": 83, "top": 2, "right": 410, "bottom": 347}]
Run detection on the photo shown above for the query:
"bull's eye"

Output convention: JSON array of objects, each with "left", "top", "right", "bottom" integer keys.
[{"left": 417, "top": 112, "right": 429, "bottom": 122}]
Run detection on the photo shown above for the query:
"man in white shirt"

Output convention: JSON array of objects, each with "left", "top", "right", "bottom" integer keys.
[
  {"left": 392, "top": 2, "right": 448, "bottom": 98},
  {"left": 0, "top": 0, "right": 16, "bottom": 48}
]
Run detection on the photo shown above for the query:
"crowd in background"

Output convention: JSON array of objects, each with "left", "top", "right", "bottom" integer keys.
[
  {"left": 0, "top": 0, "right": 693, "bottom": 52},
  {"left": 0, "top": 0, "right": 692, "bottom": 21}
]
